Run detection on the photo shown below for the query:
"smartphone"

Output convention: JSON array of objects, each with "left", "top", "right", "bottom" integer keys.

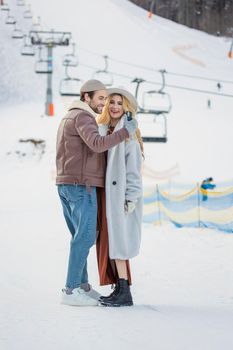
[{"left": 126, "top": 111, "right": 132, "bottom": 121}]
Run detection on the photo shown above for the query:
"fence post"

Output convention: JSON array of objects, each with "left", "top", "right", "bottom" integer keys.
[
  {"left": 156, "top": 184, "right": 162, "bottom": 225},
  {"left": 148, "top": 0, "right": 155, "bottom": 18},
  {"left": 197, "top": 182, "right": 201, "bottom": 228}
]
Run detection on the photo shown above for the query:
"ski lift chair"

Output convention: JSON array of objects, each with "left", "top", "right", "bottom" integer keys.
[
  {"left": 34, "top": 46, "right": 52, "bottom": 73},
  {"left": 12, "top": 23, "right": 24, "bottom": 39},
  {"left": 59, "top": 65, "right": 83, "bottom": 96},
  {"left": 23, "top": 5, "right": 32, "bottom": 19},
  {"left": 132, "top": 71, "right": 172, "bottom": 143},
  {"left": 1, "top": 2, "right": 9, "bottom": 11},
  {"left": 30, "top": 17, "right": 42, "bottom": 31},
  {"left": 21, "top": 35, "right": 35, "bottom": 56},
  {"left": 92, "top": 55, "right": 113, "bottom": 87},
  {"left": 5, "top": 11, "right": 16, "bottom": 24},
  {"left": 62, "top": 43, "right": 78, "bottom": 67},
  {"left": 137, "top": 112, "right": 168, "bottom": 142},
  {"left": 17, "top": 0, "right": 25, "bottom": 6},
  {"left": 142, "top": 90, "right": 171, "bottom": 114}
]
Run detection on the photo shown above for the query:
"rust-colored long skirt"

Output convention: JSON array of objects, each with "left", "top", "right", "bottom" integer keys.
[{"left": 96, "top": 187, "right": 132, "bottom": 286}]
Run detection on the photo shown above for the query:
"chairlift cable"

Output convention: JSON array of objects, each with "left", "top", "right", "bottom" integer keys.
[
  {"left": 106, "top": 69, "right": 233, "bottom": 98},
  {"left": 166, "top": 71, "right": 233, "bottom": 85},
  {"left": 79, "top": 62, "right": 233, "bottom": 98},
  {"left": 78, "top": 46, "right": 104, "bottom": 57},
  {"left": 77, "top": 46, "right": 233, "bottom": 85},
  {"left": 109, "top": 57, "right": 233, "bottom": 85},
  {"left": 150, "top": 82, "right": 233, "bottom": 98}
]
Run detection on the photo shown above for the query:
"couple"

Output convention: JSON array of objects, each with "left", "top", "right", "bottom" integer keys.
[{"left": 56, "top": 79, "right": 143, "bottom": 307}]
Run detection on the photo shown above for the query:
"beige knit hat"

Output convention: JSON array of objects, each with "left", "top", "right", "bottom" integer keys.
[
  {"left": 107, "top": 88, "right": 138, "bottom": 111},
  {"left": 80, "top": 79, "right": 106, "bottom": 93}
]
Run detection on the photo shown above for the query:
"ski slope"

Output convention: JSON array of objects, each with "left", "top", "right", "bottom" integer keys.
[{"left": 0, "top": 1, "right": 233, "bottom": 349}]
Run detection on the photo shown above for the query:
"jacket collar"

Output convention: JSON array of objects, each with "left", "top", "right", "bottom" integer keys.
[
  {"left": 98, "top": 116, "right": 124, "bottom": 135},
  {"left": 113, "top": 116, "right": 124, "bottom": 132},
  {"left": 68, "top": 100, "right": 97, "bottom": 118}
]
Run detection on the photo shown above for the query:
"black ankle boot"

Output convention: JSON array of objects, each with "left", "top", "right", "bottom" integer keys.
[
  {"left": 99, "top": 281, "right": 120, "bottom": 301},
  {"left": 100, "top": 279, "right": 133, "bottom": 307}
]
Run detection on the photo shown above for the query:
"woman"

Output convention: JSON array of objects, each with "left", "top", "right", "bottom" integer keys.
[{"left": 96, "top": 88, "right": 144, "bottom": 307}]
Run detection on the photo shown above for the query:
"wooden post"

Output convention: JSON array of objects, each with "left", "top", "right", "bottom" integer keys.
[
  {"left": 148, "top": 0, "right": 155, "bottom": 19},
  {"left": 228, "top": 36, "right": 233, "bottom": 59}
]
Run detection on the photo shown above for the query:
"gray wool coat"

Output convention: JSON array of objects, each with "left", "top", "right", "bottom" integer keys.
[{"left": 99, "top": 118, "right": 143, "bottom": 259}]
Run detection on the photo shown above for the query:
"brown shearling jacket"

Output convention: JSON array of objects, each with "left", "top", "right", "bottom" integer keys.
[{"left": 56, "top": 100, "right": 128, "bottom": 188}]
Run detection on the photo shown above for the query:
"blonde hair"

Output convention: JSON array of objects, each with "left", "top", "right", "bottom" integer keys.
[{"left": 97, "top": 94, "right": 144, "bottom": 158}]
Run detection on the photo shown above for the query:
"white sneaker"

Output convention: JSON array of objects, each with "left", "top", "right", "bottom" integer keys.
[
  {"left": 80, "top": 283, "right": 102, "bottom": 301},
  {"left": 83, "top": 286, "right": 101, "bottom": 301},
  {"left": 61, "top": 287, "right": 99, "bottom": 306}
]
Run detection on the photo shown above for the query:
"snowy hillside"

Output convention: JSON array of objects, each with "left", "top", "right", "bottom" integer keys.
[
  {"left": 0, "top": 1, "right": 233, "bottom": 350},
  {"left": 1, "top": 0, "right": 233, "bottom": 181}
]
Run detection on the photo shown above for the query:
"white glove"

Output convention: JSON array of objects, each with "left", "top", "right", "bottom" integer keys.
[{"left": 124, "top": 200, "right": 136, "bottom": 214}]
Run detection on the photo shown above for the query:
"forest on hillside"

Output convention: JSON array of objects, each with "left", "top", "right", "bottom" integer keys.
[{"left": 129, "top": 0, "right": 233, "bottom": 36}]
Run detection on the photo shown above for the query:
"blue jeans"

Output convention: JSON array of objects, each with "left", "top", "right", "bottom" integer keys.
[{"left": 57, "top": 184, "right": 97, "bottom": 289}]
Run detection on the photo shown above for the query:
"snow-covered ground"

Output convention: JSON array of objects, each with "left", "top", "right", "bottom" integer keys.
[{"left": 1, "top": 1, "right": 233, "bottom": 349}]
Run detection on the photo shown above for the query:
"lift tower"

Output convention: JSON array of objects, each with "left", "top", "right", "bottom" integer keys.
[{"left": 29, "top": 30, "right": 71, "bottom": 116}]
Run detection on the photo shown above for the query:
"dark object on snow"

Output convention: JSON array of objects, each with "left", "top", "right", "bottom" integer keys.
[
  {"left": 217, "top": 82, "right": 222, "bottom": 91},
  {"left": 19, "top": 138, "right": 45, "bottom": 147}
]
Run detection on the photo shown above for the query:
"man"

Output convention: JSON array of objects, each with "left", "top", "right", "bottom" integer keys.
[
  {"left": 200, "top": 177, "right": 216, "bottom": 201},
  {"left": 56, "top": 79, "right": 138, "bottom": 306}
]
